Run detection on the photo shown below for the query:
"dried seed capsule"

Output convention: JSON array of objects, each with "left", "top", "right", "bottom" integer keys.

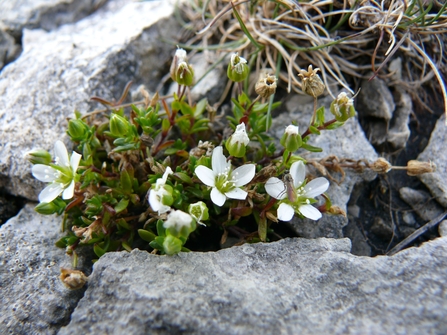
[
  {"left": 298, "top": 65, "right": 325, "bottom": 98},
  {"left": 255, "top": 74, "right": 277, "bottom": 98},
  {"left": 371, "top": 158, "right": 392, "bottom": 174},
  {"left": 407, "top": 160, "right": 436, "bottom": 176}
]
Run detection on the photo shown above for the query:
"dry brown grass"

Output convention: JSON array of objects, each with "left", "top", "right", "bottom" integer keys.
[{"left": 177, "top": 0, "right": 447, "bottom": 119}]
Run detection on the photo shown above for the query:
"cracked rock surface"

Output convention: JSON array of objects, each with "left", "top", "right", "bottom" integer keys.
[{"left": 59, "top": 237, "right": 447, "bottom": 335}]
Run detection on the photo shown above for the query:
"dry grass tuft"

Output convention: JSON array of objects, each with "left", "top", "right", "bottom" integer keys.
[{"left": 177, "top": 0, "right": 447, "bottom": 119}]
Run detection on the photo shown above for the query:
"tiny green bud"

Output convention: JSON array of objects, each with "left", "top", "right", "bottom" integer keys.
[
  {"left": 67, "top": 119, "right": 89, "bottom": 141},
  {"left": 27, "top": 149, "right": 52, "bottom": 165},
  {"left": 255, "top": 74, "right": 277, "bottom": 98},
  {"left": 225, "top": 122, "right": 250, "bottom": 157},
  {"left": 280, "top": 125, "right": 302, "bottom": 152},
  {"left": 35, "top": 198, "right": 66, "bottom": 215},
  {"left": 163, "top": 235, "right": 183, "bottom": 255},
  {"left": 109, "top": 114, "right": 130, "bottom": 137},
  {"left": 170, "top": 48, "right": 194, "bottom": 86},
  {"left": 330, "top": 92, "right": 356, "bottom": 122},
  {"left": 298, "top": 65, "right": 325, "bottom": 98},
  {"left": 227, "top": 53, "right": 249, "bottom": 82},
  {"left": 35, "top": 201, "right": 59, "bottom": 215},
  {"left": 188, "top": 201, "right": 209, "bottom": 226}
]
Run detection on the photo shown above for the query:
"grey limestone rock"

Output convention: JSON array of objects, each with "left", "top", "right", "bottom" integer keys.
[
  {"left": 0, "top": 204, "right": 90, "bottom": 335},
  {"left": 0, "top": 0, "right": 104, "bottom": 39},
  {"left": 0, "top": 0, "right": 181, "bottom": 201},
  {"left": 418, "top": 114, "right": 447, "bottom": 208},
  {"left": 400, "top": 186, "right": 445, "bottom": 222},
  {"left": 59, "top": 236, "right": 447, "bottom": 335},
  {"left": 0, "top": 28, "right": 21, "bottom": 69}
]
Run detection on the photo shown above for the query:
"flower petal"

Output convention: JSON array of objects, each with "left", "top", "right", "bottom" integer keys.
[
  {"left": 265, "top": 177, "right": 287, "bottom": 200},
  {"left": 225, "top": 187, "right": 247, "bottom": 200},
  {"left": 277, "top": 203, "right": 295, "bottom": 221},
  {"left": 195, "top": 165, "right": 215, "bottom": 187},
  {"left": 231, "top": 164, "right": 255, "bottom": 187},
  {"left": 210, "top": 187, "right": 226, "bottom": 206},
  {"left": 211, "top": 146, "right": 229, "bottom": 175},
  {"left": 70, "top": 152, "right": 82, "bottom": 173},
  {"left": 38, "top": 183, "right": 63, "bottom": 203},
  {"left": 290, "top": 160, "right": 305, "bottom": 188},
  {"left": 299, "top": 204, "right": 322, "bottom": 220},
  {"left": 54, "top": 141, "right": 70, "bottom": 168},
  {"left": 148, "top": 190, "right": 161, "bottom": 211},
  {"left": 62, "top": 181, "right": 75, "bottom": 200},
  {"left": 32, "top": 164, "right": 59, "bottom": 182},
  {"left": 304, "top": 177, "right": 329, "bottom": 198}
]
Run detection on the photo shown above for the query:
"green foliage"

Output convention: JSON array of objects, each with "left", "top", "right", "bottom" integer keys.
[{"left": 28, "top": 47, "right": 354, "bottom": 262}]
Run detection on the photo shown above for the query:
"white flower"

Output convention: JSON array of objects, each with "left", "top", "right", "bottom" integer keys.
[
  {"left": 226, "top": 122, "right": 250, "bottom": 157},
  {"left": 163, "top": 210, "right": 195, "bottom": 233},
  {"left": 195, "top": 146, "right": 255, "bottom": 207},
  {"left": 285, "top": 125, "right": 299, "bottom": 135},
  {"left": 265, "top": 161, "right": 329, "bottom": 221},
  {"left": 148, "top": 167, "right": 173, "bottom": 214},
  {"left": 230, "top": 52, "right": 247, "bottom": 74},
  {"left": 31, "top": 140, "right": 82, "bottom": 203},
  {"left": 231, "top": 123, "right": 250, "bottom": 146}
]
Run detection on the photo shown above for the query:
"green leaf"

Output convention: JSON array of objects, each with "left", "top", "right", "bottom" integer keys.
[
  {"left": 156, "top": 219, "right": 166, "bottom": 237},
  {"left": 149, "top": 240, "right": 162, "bottom": 250},
  {"left": 116, "top": 218, "right": 131, "bottom": 230},
  {"left": 93, "top": 244, "right": 106, "bottom": 258},
  {"left": 173, "top": 172, "right": 192, "bottom": 184},
  {"left": 120, "top": 170, "right": 133, "bottom": 193},
  {"left": 301, "top": 143, "right": 323, "bottom": 152},
  {"left": 309, "top": 126, "right": 321, "bottom": 135},
  {"left": 325, "top": 121, "right": 345, "bottom": 130},
  {"left": 122, "top": 241, "right": 132, "bottom": 252},
  {"left": 316, "top": 106, "right": 325, "bottom": 126},
  {"left": 115, "top": 198, "right": 129, "bottom": 213},
  {"left": 138, "top": 229, "right": 157, "bottom": 242},
  {"left": 231, "top": 2, "right": 263, "bottom": 50}
]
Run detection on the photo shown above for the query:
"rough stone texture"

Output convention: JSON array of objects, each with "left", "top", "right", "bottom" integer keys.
[
  {"left": 0, "top": 204, "right": 89, "bottom": 335},
  {"left": 387, "top": 88, "right": 412, "bottom": 149},
  {"left": 0, "top": 0, "right": 103, "bottom": 38},
  {"left": 356, "top": 77, "right": 395, "bottom": 120},
  {"left": 400, "top": 186, "right": 445, "bottom": 222},
  {"left": 59, "top": 236, "right": 447, "bottom": 335},
  {"left": 273, "top": 94, "right": 378, "bottom": 238},
  {"left": 0, "top": 28, "right": 21, "bottom": 69},
  {"left": 356, "top": 76, "right": 395, "bottom": 146},
  {"left": 0, "top": 0, "right": 181, "bottom": 201},
  {"left": 418, "top": 114, "right": 447, "bottom": 208}
]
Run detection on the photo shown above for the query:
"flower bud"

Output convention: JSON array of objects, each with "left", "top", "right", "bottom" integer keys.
[
  {"left": 330, "top": 92, "right": 356, "bottom": 122},
  {"left": 280, "top": 125, "right": 302, "bottom": 152},
  {"left": 162, "top": 235, "right": 183, "bottom": 255},
  {"left": 67, "top": 119, "right": 89, "bottom": 141},
  {"left": 225, "top": 122, "right": 250, "bottom": 157},
  {"left": 170, "top": 48, "right": 194, "bottom": 86},
  {"left": 34, "top": 201, "right": 59, "bottom": 215},
  {"left": 188, "top": 201, "right": 209, "bottom": 226},
  {"left": 298, "top": 65, "right": 325, "bottom": 98},
  {"left": 163, "top": 210, "right": 196, "bottom": 238},
  {"left": 109, "top": 114, "right": 130, "bottom": 137},
  {"left": 407, "top": 160, "right": 436, "bottom": 176},
  {"left": 371, "top": 158, "right": 392, "bottom": 174},
  {"left": 227, "top": 53, "right": 249, "bottom": 82},
  {"left": 27, "top": 149, "right": 52, "bottom": 165},
  {"left": 255, "top": 74, "right": 277, "bottom": 98}
]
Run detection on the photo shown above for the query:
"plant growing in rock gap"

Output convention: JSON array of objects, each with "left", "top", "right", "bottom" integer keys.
[{"left": 27, "top": 44, "right": 435, "bottom": 288}]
